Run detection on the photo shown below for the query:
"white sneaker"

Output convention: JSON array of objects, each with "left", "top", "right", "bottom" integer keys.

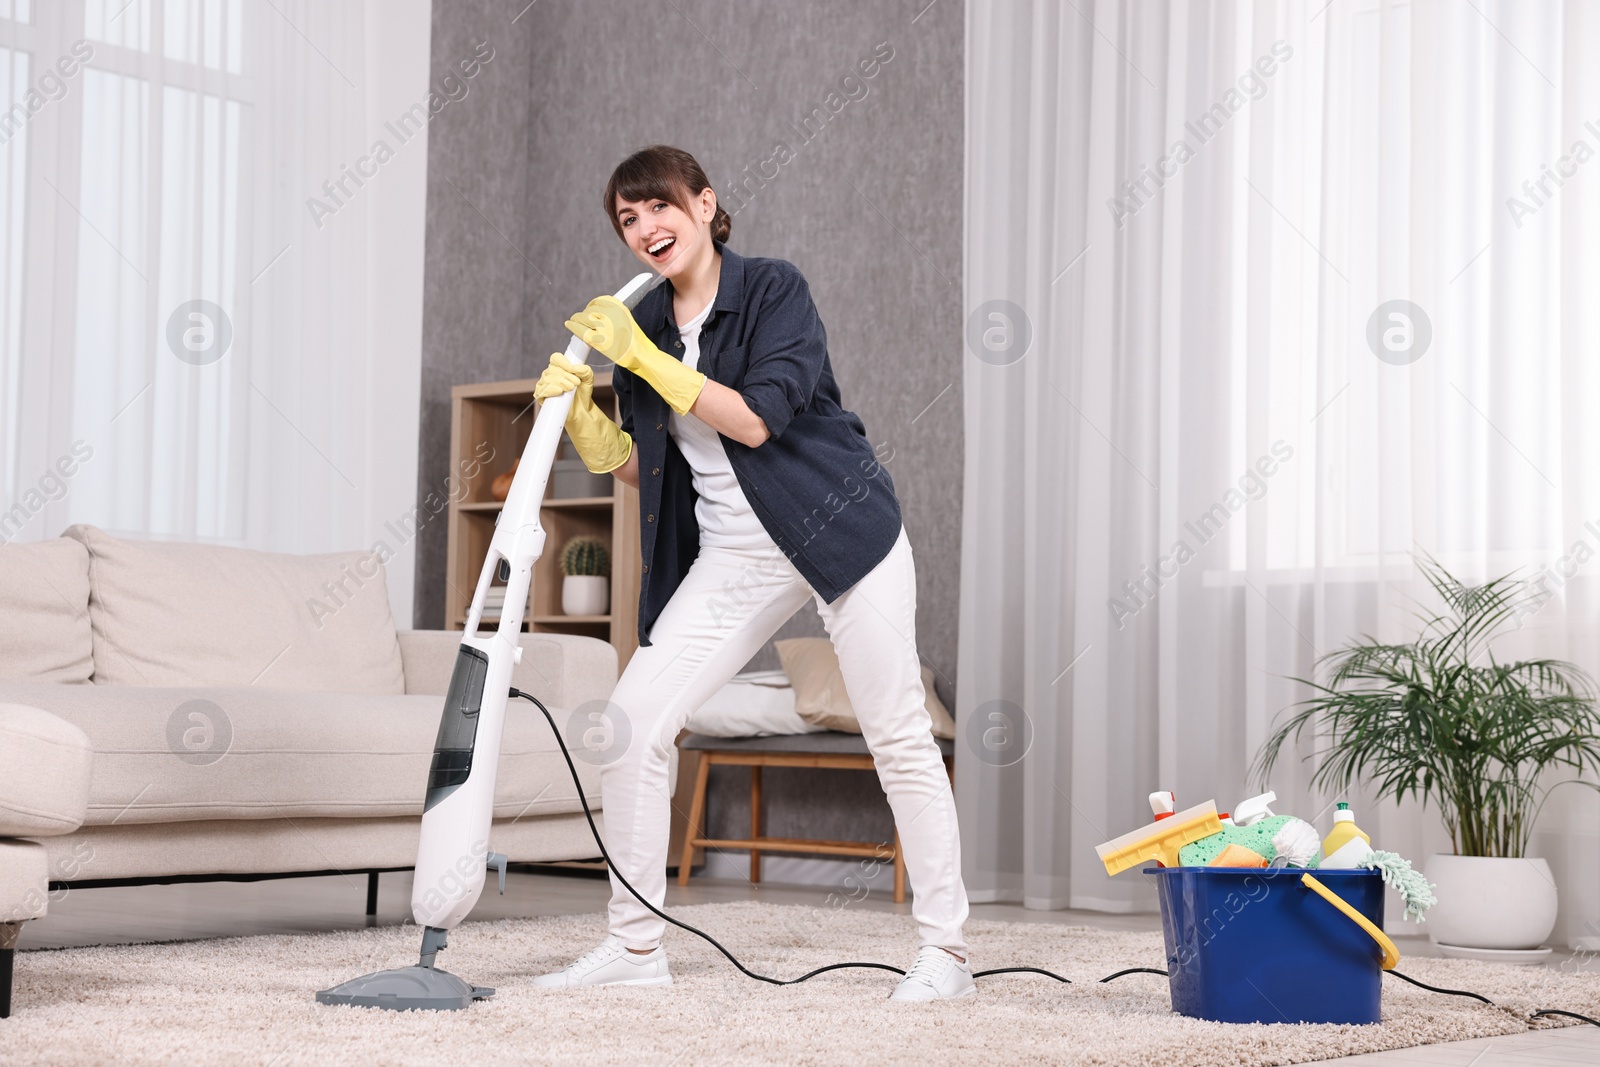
[
  {"left": 889, "top": 946, "right": 977, "bottom": 1001},
  {"left": 531, "top": 935, "right": 672, "bottom": 988}
]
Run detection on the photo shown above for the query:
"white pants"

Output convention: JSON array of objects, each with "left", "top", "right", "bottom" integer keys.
[{"left": 598, "top": 525, "right": 969, "bottom": 955}]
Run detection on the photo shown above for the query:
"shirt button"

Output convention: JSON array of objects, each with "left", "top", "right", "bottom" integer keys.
[
  {"left": 656, "top": 422, "right": 664, "bottom": 431},
  {"left": 674, "top": 341, "right": 683, "bottom": 349},
  {"left": 651, "top": 467, "right": 661, "bottom": 476},
  {"left": 647, "top": 513, "right": 655, "bottom": 522},
  {"left": 642, "top": 564, "right": 649, "bottom": 574}
]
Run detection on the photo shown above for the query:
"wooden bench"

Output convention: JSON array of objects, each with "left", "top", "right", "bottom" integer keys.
[{"left": 675, "top": 731, "right": 956, "bottom": 904}]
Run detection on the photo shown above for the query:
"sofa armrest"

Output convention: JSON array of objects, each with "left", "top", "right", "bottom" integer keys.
[
  {"left": 0, "top": 705, "right": 91, "bottom": 838},
  {"left": 398, "top": 630, "right": 618, "bottom": 710}
]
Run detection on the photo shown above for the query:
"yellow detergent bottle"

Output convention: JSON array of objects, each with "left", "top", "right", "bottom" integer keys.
[{"left": 1321, "top": 802, "right": 1371, "bottom": 859}]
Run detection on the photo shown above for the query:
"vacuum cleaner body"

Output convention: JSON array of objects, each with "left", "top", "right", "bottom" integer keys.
[
  {"left": 317, "top": 269, "right": 664, "bottom": 1010},
  {"left": 413, "top": 641, "right": 503, "bottom": 929}
]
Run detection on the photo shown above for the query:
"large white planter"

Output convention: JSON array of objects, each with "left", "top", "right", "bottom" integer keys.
[
  {"left": 561, "top": 575, "right": 609, "bottom": 616},
  {"left": 1424, "top": 854, "right": 1558, "bottom": 950}
]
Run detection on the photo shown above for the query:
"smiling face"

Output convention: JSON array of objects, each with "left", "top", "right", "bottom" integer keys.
[{"left": 613, "top": 186, "right": 716, "bottom": 280}]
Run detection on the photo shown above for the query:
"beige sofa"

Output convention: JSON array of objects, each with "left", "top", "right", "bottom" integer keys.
[{"left": 0, "top": 525, "right": 621, "bottom": 1017}]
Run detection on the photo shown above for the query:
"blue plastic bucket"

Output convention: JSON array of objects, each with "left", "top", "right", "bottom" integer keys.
[{"left": 1145, "top": 866, "right": 1388, "bottom": 1024}]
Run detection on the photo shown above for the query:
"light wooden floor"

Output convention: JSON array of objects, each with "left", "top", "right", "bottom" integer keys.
[{"left": 16, "top": 867, "right": 1600, "bottom": 1065}]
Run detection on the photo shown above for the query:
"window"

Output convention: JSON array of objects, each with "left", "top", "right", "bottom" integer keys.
[{"left": 2, "top": 0, "right": 253, "bottom": 539}]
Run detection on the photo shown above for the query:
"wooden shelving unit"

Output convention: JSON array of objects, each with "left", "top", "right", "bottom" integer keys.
[{"left": 443, "top": 372, "right": 641, "bottom": 673}]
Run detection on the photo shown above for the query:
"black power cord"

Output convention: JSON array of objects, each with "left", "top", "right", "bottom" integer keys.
[
  {"left": 511, "top": 687, "right": 1600, "bottom": 1023},
  {"left": 513, "top": 688, "right": 1089, "bottom": 986},
  {"left": 1532, "top": 1009, "right": 1600, "bottom": 1026},
  {"left": 1099, "top": 967, "right": 1172, "bottom": 982},
  {"left": 1383, "top": 968, "right": 1494, "bottom": 1005},
  {"left": 513, "top": 688, "right": 899, "bottom": 986},
  {"left": 1384, "top": 970, "right": 1600, "bottom": 1028}
]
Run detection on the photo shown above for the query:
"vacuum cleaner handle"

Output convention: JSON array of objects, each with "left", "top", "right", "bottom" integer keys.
[{"left": 410, "top": 270, "right": 664, "bottom": 932}]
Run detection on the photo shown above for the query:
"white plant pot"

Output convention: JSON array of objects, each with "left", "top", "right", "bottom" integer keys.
[
  {"left": 1423, "top": 854, "right": 1558, "bottom": 950},
  {"left": 561, "top": 575, "right": 609, "bottom": 616}
]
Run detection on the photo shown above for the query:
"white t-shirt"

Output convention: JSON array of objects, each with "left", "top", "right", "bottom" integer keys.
[{"left": 668, "top": 294, "right": 773, "bottom": 548}]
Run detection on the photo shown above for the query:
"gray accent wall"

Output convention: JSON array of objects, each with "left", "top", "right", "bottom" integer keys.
[
  {"left": 419, "top": 0, "right": 963, "bottom": 689},
  {"left": 417, "top": 0, "right": 963, "bottom": 854}
]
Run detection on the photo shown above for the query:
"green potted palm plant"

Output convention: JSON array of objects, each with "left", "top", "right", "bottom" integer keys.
[{"left": 1254, "top": 555, "right": 1600, "bottom": 955}]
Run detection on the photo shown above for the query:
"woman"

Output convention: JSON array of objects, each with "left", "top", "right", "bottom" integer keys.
[{"left": 530, "top": 145, "right": 971, "bottom": 1001}]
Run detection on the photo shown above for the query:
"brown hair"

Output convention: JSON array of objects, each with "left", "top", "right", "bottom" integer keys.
[{"left": 604, "top": 145, "right": 731, "bottom": 244}]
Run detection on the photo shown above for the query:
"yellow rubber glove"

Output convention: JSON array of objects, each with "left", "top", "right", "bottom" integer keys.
[
  {"left": 565, "top": 295, "right": 707, "bottom": 416},
  {"left": 534, "top": 352, "right": 633, "bottom": 474}
]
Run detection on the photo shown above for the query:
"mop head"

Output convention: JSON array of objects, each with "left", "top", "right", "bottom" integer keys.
[
  {"left": 1176, "top": 814, "right": 1322, "bottom": 868},
  {"left": 316, "top": 965, "right": 494, "bottom": 1010},
  {"left": 1362, "top": 849, "right": 1437, "bottom": 922}
]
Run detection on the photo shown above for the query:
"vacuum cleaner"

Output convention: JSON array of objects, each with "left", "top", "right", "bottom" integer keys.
[{"left": 316, "top": 269, "right": 665, "bottom": 1010}]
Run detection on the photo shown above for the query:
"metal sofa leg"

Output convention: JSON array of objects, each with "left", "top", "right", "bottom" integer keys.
[
  {"left": 366, "top": 872, "right": 379, "bottom": 919},
  {"left": 1, "top": 921, "right": 20, "bottom": 1018}
]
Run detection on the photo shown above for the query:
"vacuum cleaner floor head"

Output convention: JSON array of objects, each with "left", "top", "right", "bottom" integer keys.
[{"left": 315, "top": 965, "right": 493, "bottom": 1011}]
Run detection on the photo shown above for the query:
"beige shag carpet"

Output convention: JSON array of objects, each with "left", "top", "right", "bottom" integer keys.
[{"left": 4, "top": 901, "right": 1598, "bottom": 1066}]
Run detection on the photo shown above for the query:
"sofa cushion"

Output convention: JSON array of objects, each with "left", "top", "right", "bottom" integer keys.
[
  {"left": 0, "top": 704, "right": 93, "bottom": 837},
  {"left": 0, "top": 538, "right": 95, "bottom": 684},
  {"left": 38, "top": 814, "right": 605, "bottom": 882},
  {"left": 0, "top": 683, "right": 605, "bottom": 826},
  {"left": 64, "top": 524, "right": 405, "bottom": 693}
]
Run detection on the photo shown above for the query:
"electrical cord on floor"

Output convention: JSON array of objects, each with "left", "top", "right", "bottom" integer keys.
[
  {"left": 1383, "top": 968, "right": 1494, "bottom": 1005},
  {"left": 517, "top": 688, "right": 1083, "bottom": 986},
  {"left": 1383, "top": 970, "right": 1600, "bottom": 1028},
  {"left": 971, "top": 967, "right": 1072, "bottom": 982},
  {"left": 512, "top": 687, "right": 1600, "bottom": 1022},
  {"left": 513, "top": 688, "right": 900, "bottom": 986},
  {"left": 1531, "top": 1009, "right": 1600, "bottom": 1027},
  {"left": 1099, "top": 967, "right": 1171, "bottom": 983}
]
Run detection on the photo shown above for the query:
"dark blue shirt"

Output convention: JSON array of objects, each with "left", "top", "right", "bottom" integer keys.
[{"left": 613, "top": 243, "right": 902, "bottom": 647}]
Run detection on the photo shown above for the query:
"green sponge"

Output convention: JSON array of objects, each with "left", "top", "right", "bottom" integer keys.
[{"left": 1178, "top": 814, "right": 1295, "bottom": 866}]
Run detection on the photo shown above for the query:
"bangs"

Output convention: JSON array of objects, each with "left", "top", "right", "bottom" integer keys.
[{"left": 607, "top": 163, "right": 691, "bottom": 222}]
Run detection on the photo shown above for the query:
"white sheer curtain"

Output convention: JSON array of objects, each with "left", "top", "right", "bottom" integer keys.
[
  {"left": 0, "top": 0, "right": 428, "bottom": 621},
  {"left": 960, "top": 0, "right": 1600, "bottom": 947}
]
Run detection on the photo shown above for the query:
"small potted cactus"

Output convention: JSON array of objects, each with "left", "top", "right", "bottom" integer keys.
[{"left": 560, "top": 535, "right": 610, "bottom": 616}]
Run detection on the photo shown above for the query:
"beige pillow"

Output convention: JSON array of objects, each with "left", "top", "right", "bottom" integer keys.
[
  {"left": 773, "top": 637, "right": 955, "bottom": 739},
  {"left": 64, "top": 524, "right": 406, "bottom": 694},
  {"left": 0, "top": 538, "right": 95, "bottom": 684}
]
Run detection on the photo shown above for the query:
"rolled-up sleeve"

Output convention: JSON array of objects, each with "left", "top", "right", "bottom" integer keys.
[{"left": 739, "top": 266, "right": 826, "bottom": 441}]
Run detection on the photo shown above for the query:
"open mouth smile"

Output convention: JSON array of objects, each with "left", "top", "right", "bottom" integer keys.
[{"left": 646, "top": 236, "right": 676, "bottom": 261}]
